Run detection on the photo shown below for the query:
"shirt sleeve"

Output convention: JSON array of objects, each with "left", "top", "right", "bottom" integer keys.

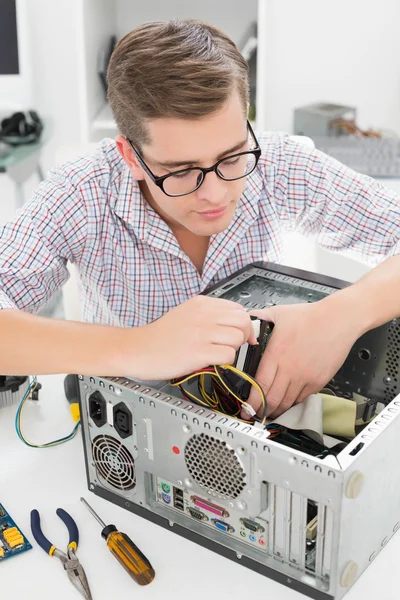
[
  {"left": 264, "top": 133, "right": 400, "bottom": 265},
  {"left": 0, "top": 167, "right": 87, "bottom": 313}
]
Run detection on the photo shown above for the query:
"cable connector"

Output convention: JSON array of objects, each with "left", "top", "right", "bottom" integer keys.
[
  {"left": 354, "top": 393, "right": 377, "bottom": 423},
  {"left": 242, "top": 403, "right": 256, "bottom": 417}
]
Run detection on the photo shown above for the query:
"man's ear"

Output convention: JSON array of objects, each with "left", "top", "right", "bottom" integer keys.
[{"left": 115, "top": 135, "right": 145, "bottom": 180}]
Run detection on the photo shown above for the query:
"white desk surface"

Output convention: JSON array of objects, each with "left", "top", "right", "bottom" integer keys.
[{"left": 1, "top": 374, "right": 399, "bottom": 600}]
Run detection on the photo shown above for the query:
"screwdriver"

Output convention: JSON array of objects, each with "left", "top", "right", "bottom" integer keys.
[{"left": 80, "top": 497, "right": 155, "bottom": 586}]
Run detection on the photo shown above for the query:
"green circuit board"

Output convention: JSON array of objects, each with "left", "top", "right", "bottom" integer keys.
[{"left": 0, "top": 503, "right": 32, "bottom": 562}]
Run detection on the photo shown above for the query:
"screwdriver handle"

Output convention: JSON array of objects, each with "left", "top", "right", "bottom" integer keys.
[{"left": 103, "top": 527, "right": 155, "bottom": 586}]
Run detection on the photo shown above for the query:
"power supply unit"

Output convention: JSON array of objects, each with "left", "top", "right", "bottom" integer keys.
[
  {"left": 293, "top": 103, "right": 356, "bottom": 137},
  {"left": 76, "top": 262, "right": 400, "bottom": 600}
]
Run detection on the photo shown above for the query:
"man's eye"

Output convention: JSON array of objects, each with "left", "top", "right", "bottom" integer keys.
[
  {"left": 222, "top": 156, "right": 241, "bottom": 165},
  {"left": 171, "top": 171, "right": 191, "bottom": 179}
]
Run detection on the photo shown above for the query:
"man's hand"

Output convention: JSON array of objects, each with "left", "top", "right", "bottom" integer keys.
[
  {"left": 135, "top": 295, "right": 256, "bottom": 380},
  {"left": 244, "top": 298, "right": 363, "bottom": 419}
]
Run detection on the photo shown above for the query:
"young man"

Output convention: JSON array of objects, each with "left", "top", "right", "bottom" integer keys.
[{"left": 0, "top": 19, "right": 399, "bottom": 420}]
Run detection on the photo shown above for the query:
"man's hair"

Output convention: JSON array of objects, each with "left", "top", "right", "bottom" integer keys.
[{"left": 107, "top": 19, "right": 249, "bottom": 147}]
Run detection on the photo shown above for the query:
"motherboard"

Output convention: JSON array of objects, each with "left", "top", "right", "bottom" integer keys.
[{"left": 0, "top": 503, "right": 32, "bottom": 562}]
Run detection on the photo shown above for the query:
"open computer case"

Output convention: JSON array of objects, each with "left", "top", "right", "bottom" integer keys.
[{"left": 76, "top": 262, "right": 400, "bottom": 600}]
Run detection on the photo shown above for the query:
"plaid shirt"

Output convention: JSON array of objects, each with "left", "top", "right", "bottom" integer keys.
[{"left": 0, "top": 133, "right": 399, "bottom": 327}]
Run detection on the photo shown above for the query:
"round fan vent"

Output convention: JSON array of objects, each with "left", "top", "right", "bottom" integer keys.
[
  {"left": 92, "top": 434, "right": 135, "bottom": 491},
  {"left": 184, "top": 433, "right": 246, "bottom": 499}
]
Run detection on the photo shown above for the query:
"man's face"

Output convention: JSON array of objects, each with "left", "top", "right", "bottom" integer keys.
[{"left": 116, "top": 93, "right": 250, "bottom": 236}]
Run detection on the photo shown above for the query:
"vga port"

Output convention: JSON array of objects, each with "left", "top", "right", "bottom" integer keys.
[
  {"left": 187, "top": 507, "right": 209, "bottom": 521},
  {"left": 240, "top": 518, "right": 265, "bottom": 533},
  {"left": 211, "top": 519, "right": 234, "bottom": 533}
]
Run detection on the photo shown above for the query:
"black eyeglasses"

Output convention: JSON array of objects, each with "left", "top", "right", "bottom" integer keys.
[{"left": 126, "top": 120, "right": 261, "bottom": 198}]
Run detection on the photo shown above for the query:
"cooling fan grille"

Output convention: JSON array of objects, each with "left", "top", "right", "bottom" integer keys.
[
  {"left": 92, "top": 434, "right": 136, "bottom": 491},
  {"left": 184, "top": 433, "right": 246, "bottom": 499}
]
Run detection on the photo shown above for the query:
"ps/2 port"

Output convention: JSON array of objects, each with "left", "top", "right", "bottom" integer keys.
[{"left": 161, "top": 482, "right": 171, "bottom": 494}]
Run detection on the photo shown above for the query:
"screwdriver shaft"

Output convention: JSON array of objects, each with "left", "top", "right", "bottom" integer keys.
[{"left": 80, "top": 497, "right": 106, "bottom": 528}]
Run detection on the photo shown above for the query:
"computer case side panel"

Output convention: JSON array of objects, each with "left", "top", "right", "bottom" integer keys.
[{"left": 333, "top": 398, "right": 400, "bottom": 600}]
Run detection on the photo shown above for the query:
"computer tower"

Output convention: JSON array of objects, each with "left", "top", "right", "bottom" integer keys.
[{"left": 76, "top": 262, "right": 400, "bottom": 599}]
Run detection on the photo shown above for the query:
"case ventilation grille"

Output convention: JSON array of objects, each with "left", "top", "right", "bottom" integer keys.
[
  {"left": 385, "top": 320, "right": 400, "bottom": 403},
  {"left": 184, "top": 433, "right": 246, "bottom": 499},
  {"left": 92, "top": 434, "right": 136, "bottom": 491}
]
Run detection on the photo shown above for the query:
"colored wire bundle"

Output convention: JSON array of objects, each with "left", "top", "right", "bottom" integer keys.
[
  {"left": 15, "top": 376, "right": 80, "bottom": 448},
  {"left": 170, "top": 364, "right": 267, "bottom": 425},
  {"left": 330, "top": 118, "right": 381, "bottom": 138},
  {"left": 264, "top": 424, "right": 285, "bottom": 439}
]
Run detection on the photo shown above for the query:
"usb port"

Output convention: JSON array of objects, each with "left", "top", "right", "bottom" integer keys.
[
  {"left": 349, "top": 442, "right": 365, "bottom": 456},
  {"left": 173, "top": 487, "right": 184, "bottom": 511}
]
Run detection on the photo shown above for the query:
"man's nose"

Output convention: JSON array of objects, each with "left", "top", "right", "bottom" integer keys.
[{"left": 195, "top": 170, "right": 227, "bottom": 205}]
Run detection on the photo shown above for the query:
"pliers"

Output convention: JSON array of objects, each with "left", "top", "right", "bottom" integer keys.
[{"left": 30, "top": 508, "right": 92, "bottom": 600}]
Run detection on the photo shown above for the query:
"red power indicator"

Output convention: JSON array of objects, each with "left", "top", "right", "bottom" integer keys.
[{"left": 172, "top": 446, "right": 180, "bottom": 455}]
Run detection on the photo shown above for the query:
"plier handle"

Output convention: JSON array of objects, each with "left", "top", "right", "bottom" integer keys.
[{"left": 30, "top": 508, "right": 92, "bottom": 600}]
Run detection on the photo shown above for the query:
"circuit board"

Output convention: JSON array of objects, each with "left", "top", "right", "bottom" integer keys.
[{"left": 0, "top": 503, "right": 32, "bottom": 561}]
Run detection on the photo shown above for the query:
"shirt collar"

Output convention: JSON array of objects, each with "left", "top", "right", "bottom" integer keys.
[
  {"left": 201, "top": 166, "right": 264, "bottom": 283},
  {"left": 113, "top": 165, "right": 183, "bottom": 255},
  {"left": 236, "top": 163, "right": 263, "bottom": 223},
  {"left": 112, "top": 165, "right": 148, "bottom": 240}
]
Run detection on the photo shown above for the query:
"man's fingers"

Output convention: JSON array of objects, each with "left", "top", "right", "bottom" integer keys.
[
  {"left": 241, "top": 356, "right": 278, "bottom": 418},
  {"left": 268, "top": 380, "right": 303, "bottom": 419},
  {"left": 207, "top": 345, "right": 237, "bottom": 367},
  {"left": 212, "top": 325, "right": 248, "bottom": 350},
  {"left": 248, "top": 308, "right": 276, "bottom": 323},
  {"left": 217, "top": 310, "right": 255, "bottom": 345},
  {"left": 295, "top": 384, "right": 316, "bottom": 405},
  {"left": 263, "top": 370, "right": 291, "bottom": 418}
]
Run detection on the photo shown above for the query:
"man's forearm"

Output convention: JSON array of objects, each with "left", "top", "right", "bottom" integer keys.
[
  {"left": 0, "top": 309, "right": 143, "bottom": 376},
  {"left": 322, "top": 254, "right": 400, "bottom": 336}
]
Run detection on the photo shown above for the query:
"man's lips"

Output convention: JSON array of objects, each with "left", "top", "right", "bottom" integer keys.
[{"left": 197, "top": 205, "right": 229, "bottom": 217}]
